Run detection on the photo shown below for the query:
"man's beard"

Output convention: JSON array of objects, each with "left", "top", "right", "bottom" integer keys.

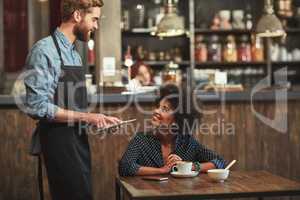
[{"left": 74, "top": 24, "right": 90, "bottom": 42}]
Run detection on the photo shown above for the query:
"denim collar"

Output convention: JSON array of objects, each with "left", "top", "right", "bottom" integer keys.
[{"left": 54, "top": 28, "right": 75, "bottom": 50}]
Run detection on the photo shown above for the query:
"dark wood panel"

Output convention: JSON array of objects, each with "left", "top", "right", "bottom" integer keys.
[
  {"left": 1, "top": 101, "right": 300, "bottom": 200},
  {"left": 3, "top": 0, "right": 28, "bottom": 72},
  {"left": 49, "top": 0, "right": 61, "bottom": 33}
]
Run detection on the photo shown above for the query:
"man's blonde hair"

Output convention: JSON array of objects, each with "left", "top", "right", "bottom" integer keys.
[{"left": 61, "top": 0, "right": 104, "bottom": 22}]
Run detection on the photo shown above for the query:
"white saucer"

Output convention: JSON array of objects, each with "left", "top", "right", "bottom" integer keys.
[{"left": 170, "top": 171, "right": 199, "bottom": 178}]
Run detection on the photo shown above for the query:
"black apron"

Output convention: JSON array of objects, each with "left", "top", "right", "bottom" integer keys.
[{"left": 32, "top": 34, "right": 93, "bottom": 200}]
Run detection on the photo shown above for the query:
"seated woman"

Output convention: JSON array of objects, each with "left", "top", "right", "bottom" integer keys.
[{"left": 119, "top": 84, "right": 226, "bottom": 176}]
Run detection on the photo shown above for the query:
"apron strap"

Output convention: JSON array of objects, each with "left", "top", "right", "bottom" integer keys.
[
  {"left": 51, "top": 34, "right": 65, "bottom": 67},
  {"left": 38, "top": 155, "right": 44, "bottom": 200}
]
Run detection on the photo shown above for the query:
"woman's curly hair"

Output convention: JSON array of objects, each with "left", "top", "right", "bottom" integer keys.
[{"left": 157, "top": 84, "right": 201, "bottom": 135}]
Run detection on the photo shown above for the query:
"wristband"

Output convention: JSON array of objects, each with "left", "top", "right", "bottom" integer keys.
[{"left": 194, "top": 161, "right": 201, "bottom": 172}]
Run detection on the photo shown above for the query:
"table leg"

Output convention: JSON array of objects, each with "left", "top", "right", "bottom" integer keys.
[{"left": 115, "top": 179, "right": 121, "bottom": 200}]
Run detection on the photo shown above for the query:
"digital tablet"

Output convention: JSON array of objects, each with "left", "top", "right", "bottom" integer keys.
[
  {"left": 142, "top": 176, "right": 169, "bottom": 181},
  {"left": 95, "top": 119, "right": 137, "bottom": 133}
]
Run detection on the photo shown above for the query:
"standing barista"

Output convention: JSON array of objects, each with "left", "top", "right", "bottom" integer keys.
[{"left": 23, "top": 0, "right": 120, "bottom": 200}]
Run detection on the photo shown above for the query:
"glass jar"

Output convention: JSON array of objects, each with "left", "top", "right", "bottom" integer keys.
[
  {"left": 131, "top": 3, "right": 146, "bottom": 28},
  {"left": 208, "top": 35, "right": 222, "bottom": 62},
  {"left": 135, "top": 45, "right": 146, "bottom": 60},
  {"left": 173, "top": 48, "right": 183, "bottom": 63},
  {"left": 223, "top": 35, "right": 238, "bottom": 62},
  {"left": 232, "top": 10, "right": 245, "bottom": 30},
  {"left": 251, "top": 36, "right": 264, "bottom": 62},
  {"left": 163, "top": 62, "right": 181, "bottom": 84},
  {"left": 195, "top": 35, "right": 208, "bottom": 62},
  {"left": 295, "top": 7, "right": 300, "bottom": 28},
  {"left": 238, "top": 35, "right": 252, "bottom": 62}
]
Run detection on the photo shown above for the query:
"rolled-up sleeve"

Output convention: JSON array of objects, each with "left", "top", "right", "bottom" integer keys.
[
  {"left": 192, "top": 138, "right": 227, "bottom": 169},
  {"left": 23, "top": 48, "right": 58, "bottom": 120},
  {"left": 119, "top": 135, "right": 142, "bottom": 176}
]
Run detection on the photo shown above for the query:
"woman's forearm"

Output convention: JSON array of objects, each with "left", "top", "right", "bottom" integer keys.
[
  {"left": 199, "top": 162, "right": 216, "bottom": 172},
  {"left": 136, "top": 166, "right": 165, "bottom": 176},
  {"left": 193, "top": 162, "right": 216, "bottom": 172}
]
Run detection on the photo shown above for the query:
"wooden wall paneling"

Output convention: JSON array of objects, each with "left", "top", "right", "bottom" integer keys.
[
  {"left": 289, "top": 101, "right": 300, "bottom": 200},
  {"left": 28, "top": 0, "right": 50, "bottom": 48},
  {"left": 214, "top": 103, "right": 223, "bottom": 155},
  {"left": 0, "top": 110, "right": 37, "bottom": 200},
  {"left": 196, "top": 103, "right": 218, "bottom": 152},
  {"left": 49, "top": 0, "right": 61, "bottom": 33},
  {"left": 275, "top": 103, "right": 290, "bottom": 179},
  {"left": 219, "top": 102, "right": 234, "bottom": 164},
  {"left": 245, "top": 101, "right": 261, "bottom": 171},
  {"left": 1, "top": 101, "right": 300, "bottom": 200},
  {"left": 232, "top": 102, "right": 246, "bottom": 171},
  {"left": 3, "top": 0, "right": 28, "bottom": 72},
  {"left": 0, "top": 0, "right": 3, "bottom": 72}
]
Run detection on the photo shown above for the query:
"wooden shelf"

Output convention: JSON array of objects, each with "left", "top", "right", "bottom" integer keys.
[
  {"left": 195, "top": 29, "right": 252, "bottom": 35},
  {"left": 272, "top": 61, "right": 300, "bottom": 67},
  {"left": 195, "top": 61, "right": 300, "bottom": 69},
  {"left": 122, "top": 61, "right": 190, "bottom": 67},
  {"left": 122, "top": 30, "right": 188, "bottom": 38},
  {"left": 195, "top": 61, "right": 266, "bottom": 69},
  {"left": 194, "top": 28, "right": 300, "bottom": 35},
  {"left": 121, "top": 61, "right": 300, "bottom": 69},
  {"left": 122, "top": 30, "right": 154, "bottom": 37},
  {"left": 286, "top": 29, "right": 300, "bottom": 34}
]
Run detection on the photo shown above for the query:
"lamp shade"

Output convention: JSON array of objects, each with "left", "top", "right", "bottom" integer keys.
[
  {"left": 256, "top": 0, "right": 286, "bottom": 37},
  {"left": 156, "top": 14, "right": 185, "bottom": 37},
  {"left": 256, "top": 14, "right": 286, "bottom": 37},
  {"left": 156, "top": 0, "right": 185, "bottom": 37}
]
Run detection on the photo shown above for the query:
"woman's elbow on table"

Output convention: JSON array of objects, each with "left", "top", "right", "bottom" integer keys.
[{"left": 118, "top": 161, "right": 140, "bottom": 177}]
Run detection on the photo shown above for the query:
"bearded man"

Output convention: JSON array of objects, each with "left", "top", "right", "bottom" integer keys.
[{"left": 23, "top": 1, "right": 121, "bottom": 199}]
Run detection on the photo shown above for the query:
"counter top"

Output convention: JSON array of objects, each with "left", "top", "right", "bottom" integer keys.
[{"left": 1, "top": 90, "right": 300, "bottom": 107}]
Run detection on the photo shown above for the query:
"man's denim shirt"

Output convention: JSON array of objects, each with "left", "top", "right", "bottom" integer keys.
[{"left": 24, "top": 28, "right": 82, "bottom": 120}]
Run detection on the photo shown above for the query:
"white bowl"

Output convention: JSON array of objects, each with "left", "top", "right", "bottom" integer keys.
[{"left": 207, "top": 169, "right": 229, "bottom": 182}]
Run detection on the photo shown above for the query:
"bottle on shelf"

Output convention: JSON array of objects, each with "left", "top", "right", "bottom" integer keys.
[
  {"left": 124, "top": 45, "right": 133, "bottom": 67},
  {"left": 163, "top": 61, "right": 181, "bottom": 84},
  {"left": 155, "top": 4, "right": 165, "bottom": 26},
  {"left": 131, "top": 2, "right": 146, "bottom": 28},
  {"left": 173, "top": 47, "right": 183, "bottom": 63},
  {"left": 251, "top": 36, "right": 264, "bottom": 62},
  {"left": 135, "top": 45, "right": 147, "bottom": 60},
  {"left": 211, "top": 14, "right": 221, "bottom": 30},
  {"left": 208, "top": 35, "right": 222, "bottom": 62},
  {"left": 87, "top": 38, "right": 95, "bottom": 65},
  {"left": 232, "top": 10, "right": 245, "bottom": 30},
  {"left": 238, "top": 35, "right": 252, "bottom": 62},
  {"left": 195, "top": 35, "right": 208, "bottom": 62},
  {"left": 278, "top": 37, "right": 289, "bottom": 61},
  {"left": 121, "top": 9, "right": 130, "bottom": 31},
  {"left": 223, "top": 35, "right": 238, "bottom": 62},
  {"left": 245, "top": 4, "right": 253, "bottom": 30},
  {"left": 219, "top": 10, "right": 232, "bottom": 30},
  {"left": 295, "top": 7, "right": 300, "bottom": 28}
]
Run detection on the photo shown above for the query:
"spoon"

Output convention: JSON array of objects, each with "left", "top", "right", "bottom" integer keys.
[{"left": 225, "top": 160, "right": 236, "bottom": 170}]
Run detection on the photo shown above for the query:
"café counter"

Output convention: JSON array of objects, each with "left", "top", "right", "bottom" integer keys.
[
  {"left": 2, "top": 90, "right": 300, "bottom": 106},
  {"left": 1, "top": 91, "right": 300, "bottom": 200}
]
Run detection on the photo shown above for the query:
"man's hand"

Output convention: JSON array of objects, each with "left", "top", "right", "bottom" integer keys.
[{"left": 84, "top": 113, "right": 121, "bottom": 128}]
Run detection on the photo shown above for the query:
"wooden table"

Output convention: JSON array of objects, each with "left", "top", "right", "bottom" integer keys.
[{"left": 115, "top": 171, "right": 300, "bottom": 200}]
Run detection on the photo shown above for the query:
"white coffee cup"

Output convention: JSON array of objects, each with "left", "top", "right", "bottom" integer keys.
[{"left": 172, "top": 161, "right": 193, "bottom": 174}]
